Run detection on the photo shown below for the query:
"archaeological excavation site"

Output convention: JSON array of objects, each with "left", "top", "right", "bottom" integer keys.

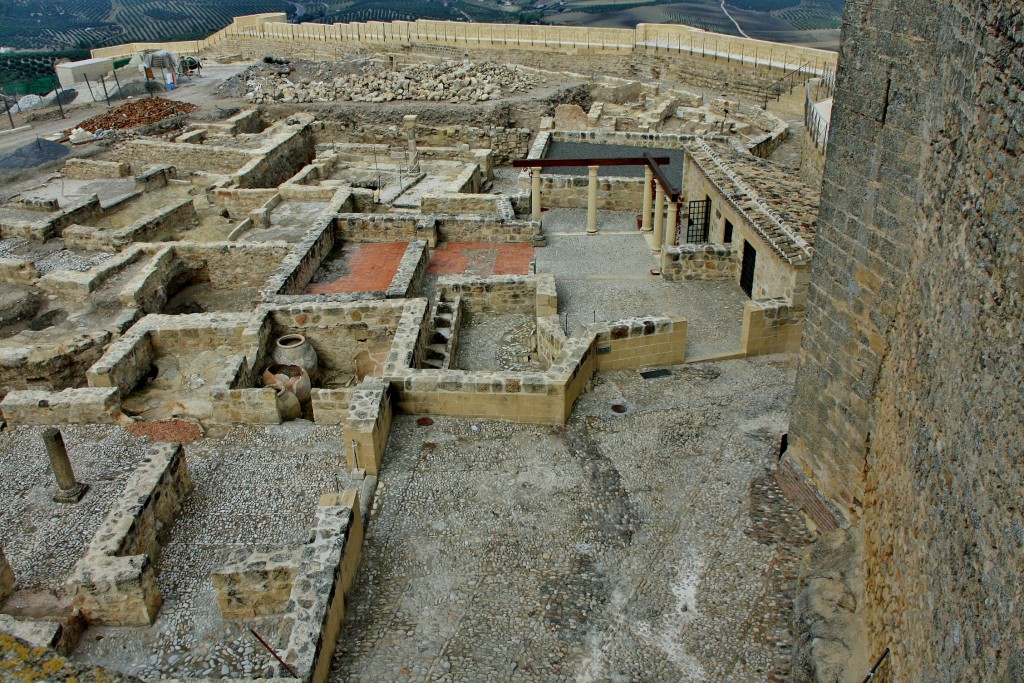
[{"left": 1, "top": 4, "right": 1021, "bottom": 683}]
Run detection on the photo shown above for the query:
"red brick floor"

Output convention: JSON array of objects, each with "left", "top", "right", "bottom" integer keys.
[
  {"left": 305, "top": 242, "right": 408, "bottom": 294},
  {"left": 428, "top": 242, "right": 534, "bottom": 276}
]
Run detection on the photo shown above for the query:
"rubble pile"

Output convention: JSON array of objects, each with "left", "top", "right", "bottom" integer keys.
[
  {"left": 70, "top": 97, "right": 198, "bottom": 133},
  {"left": 243, "top": 60, "right": 540, "bottom": 104}
]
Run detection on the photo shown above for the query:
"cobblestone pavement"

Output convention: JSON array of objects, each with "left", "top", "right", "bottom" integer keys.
[
  {"left": 536, "top": 209, "right": 745, "bottom": 356},
  {"left": 0, "top": 426, "right": 150, "bottom": 593},
  {"left": 332, "top": 355, "right": 812, "bottom": 682},
  {"left": 71, "top": 422, "right": 343, "bottom": 680}
]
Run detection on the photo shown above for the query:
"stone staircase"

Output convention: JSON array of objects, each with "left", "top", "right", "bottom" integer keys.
[{"left": 421, "top": 293, "right": 462, "bottom": 369}]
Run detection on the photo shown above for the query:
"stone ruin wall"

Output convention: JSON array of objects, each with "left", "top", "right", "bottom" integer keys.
[{"left": 788, "top": 1, "right": 1024, "bottom": 680}]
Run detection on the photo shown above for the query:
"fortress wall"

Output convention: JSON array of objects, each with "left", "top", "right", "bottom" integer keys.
[
  {"left": 92, "top": 15, "right": 836, "bottom": 83},
  {"left": 788, "top": 1, "right": 1024, "bottom": 679}
]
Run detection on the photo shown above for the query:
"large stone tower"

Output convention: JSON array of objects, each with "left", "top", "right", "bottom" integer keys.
[{"left": 788, "top": 1, "right": 1023, "bottom": 680}]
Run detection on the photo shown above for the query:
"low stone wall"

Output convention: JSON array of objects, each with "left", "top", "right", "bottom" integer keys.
[
  {"left": 335, "top": 213, "right": 437, "bottom": 246},
  {"left": 174, "top": 242, "right": 292, "bottom": 292},
  {"left": 343, "top": 383, "right": 392, "bottom": 474},
  {"left": 64, "top": 158, "right": 132, "bottom": 180},
  {"left": 112, "top": 140, "right": 256, "bottom": 176},
  {"left": 435, "top": 215, "right": 539, "bottom": 243},
  {"left": 0, "top": 194, "right": 106, "bottom": 242},
  {"left": 660, "top": 243, "right": 738, "bottom": 281},
  {"left": 741, "top": 297, "right": 804, "bottom": 356},
  {"left": 0, "top": 258, "right": 39, "bottom": 284},
  {"left": 212, "top": 386, "right": 283, "bottom": 425},
  {"left": 588, "top": 316, "right": 687, "bottom": 371},
  {"left": 234, "top": 121, "right": 316, "bottom": 189},
  {"left": 539, "top": 174, "right": 644, "bottom": 211},
  {"left": 421, "top": 193, "right": 501, "bottom": 215},
  {"left": 0, "top": 387, "right": 121, "bottom": 426},
  {"left": 438, "top": 274, "right": 555, "bottom": 316},
  {"left": 213, "top": 188, "right": 280, "bottom": 217},
  {"left": 0, "top": 330, "right": 112, "bottom": 400},
  {"left": 262, "top": 215, "right": 336, "bottom": 298},
  {"left": 64, "top": 198, "right": 197, "bottom": 251},
  {"left": 66, "top": 443, "right": 191, "bottom": 625},
  {"left": 387, "top": 240, "right": 429, "bottom": 298},
  {"left": 133, "top": 165, "right": 177, "bottom": 192},
  {"left": 118, "top": 246, "right": 181, "bottom": 313},
  {"left": 211, "top": 546, "right": 302, "bottom": 619},
  {"left": 278, "top": 491, "right": 363, "bottom": 683},
  {"left": 41, "top": 247, "right": 144, "bottom": 301},
  {"left": 308, "top": 387, "right": 354, "bottom": 426},
  {"left": 0, "top": 546, "right": 14, "bottom": 600}
]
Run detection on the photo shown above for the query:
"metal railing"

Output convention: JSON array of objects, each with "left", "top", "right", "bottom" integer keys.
[{"left": 805, "top": 80, "right": 831, "bottom": 151}]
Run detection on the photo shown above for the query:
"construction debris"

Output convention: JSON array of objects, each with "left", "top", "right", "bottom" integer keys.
[{"left": 69, "top": 97, "right": 197, "bottom": 134}]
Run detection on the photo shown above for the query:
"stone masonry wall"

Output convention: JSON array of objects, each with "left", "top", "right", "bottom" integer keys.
[
  {"left": 788, "top": 1, "right": 1024, "bottom": 680},
  {"left": 66, "top": 443, "right": 191, "bottom": 626}
]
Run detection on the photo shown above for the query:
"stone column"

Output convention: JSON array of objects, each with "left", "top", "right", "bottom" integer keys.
[
  {"left": 652, "top": 182, "right": 666, "bottom": 253},
  {"left": 43, "top": 428, "right": 88, "bottom": 503},
  {"left": 0, "top": 546, "right": 14, "bottom": 601},
  {"left": 666, "top": 200, "right": 679, "bottom": 247},
  {"left": 402, "top": 114, "right": 419, "bottom": 173},
  {"left": 531, "top": 167, "right": 542, "bottom": 222},
  {"left": 587, "top": 165, "right": 599, "bottom": 234},
  {"left": 640, "top": 166, "right": 654, "bottom": 232}
]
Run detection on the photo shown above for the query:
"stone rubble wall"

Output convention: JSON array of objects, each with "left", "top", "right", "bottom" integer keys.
[
  {"left": 334, "top": 213, "right": 437, "bottom": 247},
  {"left": 277, "top": 491, "right": 363, "bottom": 683},
  {"left": 0, "top": 194, "right": 106, "bottom": 242},
  {"left": 342, "top": 383, "right": 392, "bottom": 474},
  {"left": 234, "top": 121, "right": 316, "bottom": 189},
  {"left": 435, "top": 215, "right": 539, "bottom": 244},
  {"left": 211, "top": 546, "right": 303, "bottom": 619},
  {"left": 41, "top": 246, "right": 145, "bottom": 301},
  {"left": 660, "top": 243, "right": 738, "bottom": 281},
  {"left": 268, "top": 301, "right": 406, "bottom": 379},
  {"left": 64, "top": 198, "right": 197, "bottom": 252},
  {"left": 111, "top": 140, "right": 256, "bottom": 176},
  {"left": 133, "top": 165, "right": 177, "bottom": 192},
  {"left": 387, "top": 240, "right": 429, "bottom": 299},
  {"left": 0, "top": 330, "right": 113, "bottom": 401},
  {"left": 66, "top": 443, "right": 191, "bottom": 626},
  {"left": 262, "top": 214, "right": 337, "bottom": 298},
  {"left": 437, "top": 274, "right": 555, "bottom": 316},
  {"left": 0, "top": 387, "right": 121, "bottom": 426},
  {"left": 63, "top": 158, "right": 131, "bottom": 180},
  {"left": 212, "top": 188, "right": 280, "bottom": 217},
  {"left": 0, "top": 258, "right": 40, "bottom": 284},
  {"left": 118, "top": 246, "right": 184, "bottom": 314},
  {"left": 173, "top": 242, "right": 292, "bottom": 292}
]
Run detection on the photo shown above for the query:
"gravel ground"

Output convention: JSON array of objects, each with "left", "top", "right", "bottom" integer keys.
[
  {"left": 536, "top": 209, "right": 745, "bottom": 355},
  {"left": 70, "top": 422, "right": 346, "bottom": 680},
  {"left": 331, "top": 355, "right": 809, "bottom": 682},
  {"left": 0, "top": 426, "right": 153, "bottom": 592},
  {"left": 453, "top": 313, "right": 544, "bottom": 372}
]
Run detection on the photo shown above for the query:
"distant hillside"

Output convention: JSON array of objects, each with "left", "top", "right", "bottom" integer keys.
[
  {"left": 0, "top": 0, "right": 842, "bottom": 52},
  {"left": 0, "top": 0, "right": 289, "bottom": 50}
]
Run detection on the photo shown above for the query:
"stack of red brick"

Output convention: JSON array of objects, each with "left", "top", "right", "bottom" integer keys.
[{"left": 70, "top": 97, "right": 198, "bottom": 134}]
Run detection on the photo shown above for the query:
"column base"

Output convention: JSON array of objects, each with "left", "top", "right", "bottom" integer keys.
[
  {"left": 53, "top": 482, "right": 88, "bottom": 504},
  {"left": 586, "top": 228, "right": 599, "bottom": 234},
  {"left": 640, "top": 227, "right": 653, "bottom": 232}
]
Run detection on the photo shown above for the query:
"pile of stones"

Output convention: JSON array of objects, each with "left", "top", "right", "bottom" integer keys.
[{"left": 244, "top": 60, "right": 539, "bottom": 104}]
